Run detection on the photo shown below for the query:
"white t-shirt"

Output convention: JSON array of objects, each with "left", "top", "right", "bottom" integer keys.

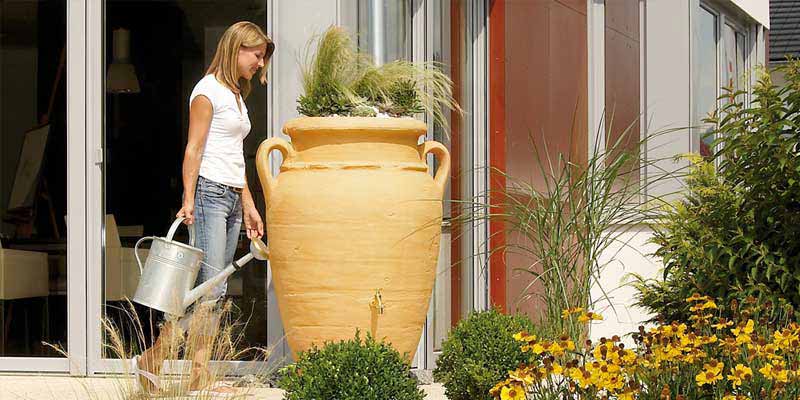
[{"left": 189, "top": 74, "right": 251, "bottom": 188}]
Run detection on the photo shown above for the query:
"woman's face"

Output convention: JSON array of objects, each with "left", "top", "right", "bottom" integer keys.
[{"left": 237, "top": 43, "right": 268, "bottom": 81}]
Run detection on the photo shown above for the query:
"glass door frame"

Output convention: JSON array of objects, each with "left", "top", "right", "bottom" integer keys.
[
  {"left": 86, "top": 0, "right": 113, "bottom": 374},
  {"left": 85, "top": 0, "right": 275, "bottom": 376},
  {"left": 0, "top": 0, "right": 88, "bottom": 375}
]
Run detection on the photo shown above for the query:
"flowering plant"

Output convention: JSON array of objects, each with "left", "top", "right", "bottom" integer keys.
[{"left": 491, "top": 295, "right": 800, "bottom": 400}]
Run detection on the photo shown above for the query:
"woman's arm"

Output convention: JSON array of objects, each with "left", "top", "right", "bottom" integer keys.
[
  {"left": 176, "top": 96, "right": 213, "bottom": 225},
  {"left": 242, "top": 181, "right": 264, "bottom": 239}
]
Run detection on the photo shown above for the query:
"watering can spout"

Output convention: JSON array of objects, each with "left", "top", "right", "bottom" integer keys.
[{"left": 181, "top": 237, "right": 270, "bottom": 310}]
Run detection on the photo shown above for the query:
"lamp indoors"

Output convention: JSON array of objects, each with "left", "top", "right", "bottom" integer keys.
[{"left": 107, "top": 28, "right": 140, "bottom": 94}]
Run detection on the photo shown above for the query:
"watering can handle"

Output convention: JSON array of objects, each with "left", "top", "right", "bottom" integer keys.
[
  {"left": 166, "top": 217, "right": 196, "bottom": 246},
  {"left": 134, "top": 236, "right": 156, "bottom": 275}
]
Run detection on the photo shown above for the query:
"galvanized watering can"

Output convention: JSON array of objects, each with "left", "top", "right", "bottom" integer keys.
[{"left": 132, "top": 217, "right": 269, "bottom": 316}]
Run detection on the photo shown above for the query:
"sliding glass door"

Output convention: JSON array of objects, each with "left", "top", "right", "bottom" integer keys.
[{"left": 0, "top": 0, "right": 87, "bottom": 374}]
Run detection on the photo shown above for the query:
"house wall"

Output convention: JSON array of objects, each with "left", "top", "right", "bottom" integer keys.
[
  {"left": 591, "top": 0, "right": 768, "bottom": 342},
  {"left": 272, "top": 0, "right": 339, "bottom": 134},
  {"left": 730, "top": 0, "right": 769, "bottom": 28},
  {"left": 589, "top": 0, "right": 692, "bottom": 342},
  {"left": 643, "top": 0, "right": 692, "bottom": 200},
  {"left": 503, "top": 0, "right": 588, "bottom": 318},
  {"left": 591, "top": 225, "right": 661, "bottom": 344}
]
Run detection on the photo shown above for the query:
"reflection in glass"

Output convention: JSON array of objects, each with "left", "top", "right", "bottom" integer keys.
[
  {"left": 693, "top": 7, "right": 718, "bottom": 158},
  {"left": 723, "top": 24, "right": 747, "bottom": 97},
  {"left": 342, "top": 0, "right": 412, "bottom": 64},
  {"left": 735, "top": 30, "right": 746, "bottom": 95},
  {"left": 0, "top": 0, "right": 68, "bottom": 357}
]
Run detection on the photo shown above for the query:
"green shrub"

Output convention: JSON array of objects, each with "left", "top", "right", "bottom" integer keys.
[
  {"left": 635, "top": 62, "right": 800, "bottom": 323},
  {"left": 433, "top": 309, "right": 536, "bottom": 400},
  {"left": 279, "top": 331, "right": 424, "bottom": 400}
]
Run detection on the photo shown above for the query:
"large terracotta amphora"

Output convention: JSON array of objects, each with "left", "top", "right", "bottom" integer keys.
[{"left": 255, "top": 117, "right": 449, "bottom": 360}]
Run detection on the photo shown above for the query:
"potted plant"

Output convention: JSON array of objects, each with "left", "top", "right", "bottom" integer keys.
[{"left": 255, "top": 26, "right": 460, "bottom": 360}]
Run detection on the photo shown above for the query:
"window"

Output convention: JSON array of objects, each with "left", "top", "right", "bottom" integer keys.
[
  {"left": 723, "top": 23, "right": 747, "bottom": 98},
  {"left": 692, "top": 3, "right": 753, "bottom": 159},
  {"left": 693, "top": 6, "right": 718, "bottom": 158}
]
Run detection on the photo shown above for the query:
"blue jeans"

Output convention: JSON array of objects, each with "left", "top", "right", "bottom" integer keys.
[{"left": 192, "top": 175, "right": 243, "bottom": 302}]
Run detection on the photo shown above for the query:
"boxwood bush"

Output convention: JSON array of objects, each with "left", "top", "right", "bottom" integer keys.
[
  {"left": 433, "top": 309, "right": 536, "bottom": 400},
  {"left": 279, "top": 331, "right": 424, "bottom": 400}
]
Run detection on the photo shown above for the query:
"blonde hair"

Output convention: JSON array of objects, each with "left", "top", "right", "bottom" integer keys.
[{"left": 206, "top": 21, "right": 274, "bottom": 98}]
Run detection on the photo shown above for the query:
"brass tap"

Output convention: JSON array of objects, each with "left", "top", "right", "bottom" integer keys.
[{"left": 370, "top": 289, "right": 385, "bottom": 315}]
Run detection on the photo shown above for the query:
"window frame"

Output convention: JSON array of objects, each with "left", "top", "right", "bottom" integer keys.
[{"left": 693, "top": 0, "right": 756, "bottom": 159}]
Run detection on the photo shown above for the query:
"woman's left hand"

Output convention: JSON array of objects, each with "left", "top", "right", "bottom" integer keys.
[{"left": 244, "top": 206, "right": 264, "bottom": 239}]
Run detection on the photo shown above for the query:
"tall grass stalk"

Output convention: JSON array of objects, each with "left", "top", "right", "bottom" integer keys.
[{"left": 452, "top": 116, "right": 685, "bottom": 342}]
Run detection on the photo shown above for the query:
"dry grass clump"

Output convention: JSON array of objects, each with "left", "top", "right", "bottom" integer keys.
[{"left": 47, "top": 300, "right": 275, "bottom": 400}]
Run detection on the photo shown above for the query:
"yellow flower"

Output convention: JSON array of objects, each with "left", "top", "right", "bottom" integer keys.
[
  {"left": 689, "top": 300, "right": 718, "bottom": 312},
  {"left": 513, "top": 332, "right": 536, "bottom": 343},
  {"left": 528, "top": 342, "right": 545, "bottom": 355},
  {"left": 621, "top": 349, "right": 637, "bottom": 365},
  {"left": 772, "top": 329, "right": 799, "bottom": 350},
  {"left": 508, "top": 367, "right": 536, "bottom": 386},
  {"left": 538, "top": 362, "right": 563, "bottom": 377},
  {"left": 731, "top": 320, "right": 755, "bottom": 345},
  {"left": 549, "top": 342, "right": 566, "bottom": 356},
  {"left": 556, "top": 334, "right": 576, "bottom": 352},
  {"left": 703, "top": 359, "right": 724, "bottom": 374},
  {"left": 726, "top": 364, "right": 753, "bottom": 388},
  {"left": 696, "top": 368, "right": 723, "bottom": 386},
  {"left": 489, "top": 379, "right": 509, "bottom": 397},
  {"left": 692, "top": 334, "right": 718, "bottom": 346},
  {"left": 682, "top": 348, "right": 708, "bottom": 363},
  {"left": 759, "top": 360, "right": 789, "bottom": 383},
  {"left": 689, "top": 313, "right": 713, "bottom": 324},
  {"left": 731, "top": 320, "right": 755, "bottom": 337},
  {"left": 686, "top": 293, "right": 711, "bottom": 302},
  {"left": 753, "top": 343, "right": 781, "bottom": 361},
  {"left": 696, "top": 360, "right": 724, "bottom": 387},
  {"left": 618, "top": 391, "right": 636, "bottom": 400},
  {"left": 712, "top": 319, "right": 734, "bottom": 330},
  {"left": 551, "top": 362, "right": 562, "bottom": 375},
  {"left": 577, "top": 311, "right": 603, "bottom": 323},
  {"left": 561, "top": 307, "right": 584, "bottom": 319},
  {"left": 500, "top": 383, "right": 526, "bottom": 400},
  {"left": 565, "top": 367, "right": 591, "bottom": 389}
]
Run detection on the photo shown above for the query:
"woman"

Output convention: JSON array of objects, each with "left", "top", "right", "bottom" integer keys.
[{"left": 133, "top": 21, "right": 274, "bottom": 395}]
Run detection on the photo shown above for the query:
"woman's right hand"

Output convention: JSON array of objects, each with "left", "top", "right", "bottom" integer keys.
[{"left": 177, "top": 201, "right": 195, "bottom": 225}]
